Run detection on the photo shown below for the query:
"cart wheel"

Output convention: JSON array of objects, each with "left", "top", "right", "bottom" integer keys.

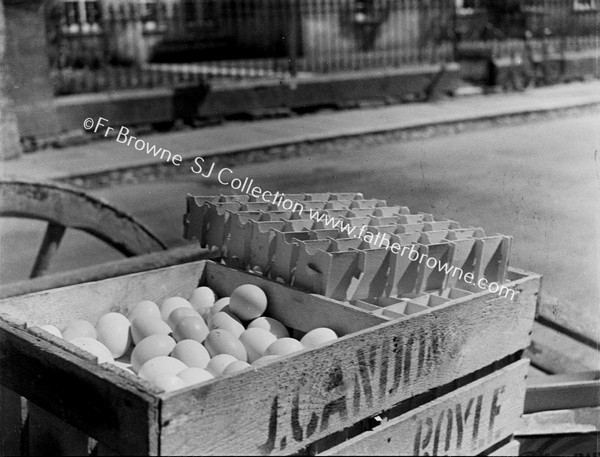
[{"left": 0, "top": 179, "right": 167, "bottom": 279}]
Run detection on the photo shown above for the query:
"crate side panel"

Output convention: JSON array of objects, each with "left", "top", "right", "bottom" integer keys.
[
  {"left": 321, "top": 360, "right": 528, "bottom": 456},
  {"left": 159, "top": 274, "right": 539, "bottom": 455},
  {"left": 0, "top": 262, "right": 207, "bottom": 327},
  {"left": 206, "top": 262, "right": 386, "bottom": 335},
  {"left": 0, "top": 321, "right": 159, "bottom": 455}
]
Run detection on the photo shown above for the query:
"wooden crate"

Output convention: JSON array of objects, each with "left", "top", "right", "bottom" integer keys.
[{"left": 0, "top": 260, "right": 540, "bottom": 455}]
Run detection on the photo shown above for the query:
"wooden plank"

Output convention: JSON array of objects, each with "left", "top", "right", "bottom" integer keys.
[
  {"left": 0, "top": 319, "right": 159, "bottom": 455},
  {"left": 525, "top": 321, "right": 599, "bottom": 374},
  {"left": 516, "top": 407, "right": 600, "bottom": 457},
  {"left": 524, "top": 372, "right": 600, "bottom": 413},
  {"left": 487, "top": 440, "right": 520, "bottom": 456},
  {"left": 518, "top": 407, "right": 600, "bottom": 436},
  {"left": 0, "top": 386, "right": 22, "bottom": 456},
  {"left": 0, "top": 261, "right": 207, "bottom": 329},
  {"left": 159, "top": 270, "right": 539, "bottom": 455},
  {"left": 319, "top": 360, "right": 528, "bottom": 456}
]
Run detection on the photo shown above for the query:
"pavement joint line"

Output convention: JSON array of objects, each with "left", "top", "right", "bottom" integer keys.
[{"left": 54, "top": 99, "right": 600, "bottom": 189}]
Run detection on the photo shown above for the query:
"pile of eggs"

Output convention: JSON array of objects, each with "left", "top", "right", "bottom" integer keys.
[{"left": 33, "top": 284, "right": 339, "bottom": 392}]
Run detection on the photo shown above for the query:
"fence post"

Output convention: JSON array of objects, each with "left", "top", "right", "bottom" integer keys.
[
  {"left": 0, "top": 0, "right": 21, "bottom": 161},
  {"left": 3, "top": 0, "right": 61, "bottom": 147}
]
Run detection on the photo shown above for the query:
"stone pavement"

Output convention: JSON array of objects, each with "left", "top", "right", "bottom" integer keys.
[{"left": 1, "top": 80, "right": 600, "bottom": 182}]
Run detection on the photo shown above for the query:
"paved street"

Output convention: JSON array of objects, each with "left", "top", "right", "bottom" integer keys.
[{"left": 1, "top": 111, "right": 598, "bottom": 337}]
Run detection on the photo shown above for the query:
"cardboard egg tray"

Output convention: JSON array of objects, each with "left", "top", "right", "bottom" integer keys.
[{"left": 184, "top": 193, "right": 513, "bottom": 314}]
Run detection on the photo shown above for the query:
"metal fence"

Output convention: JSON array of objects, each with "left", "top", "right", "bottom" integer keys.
[
  {"left": 47, "top": 0, "right": 599, "bottom": 96},
  {"left": 46, "top": 0, "right": 456, "bottom": 95},
  {"left": 455, "top": 0, "right": 599, "bottom": 59}
]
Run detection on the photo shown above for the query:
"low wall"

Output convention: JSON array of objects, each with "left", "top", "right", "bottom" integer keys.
[{"left": 17, "top": 63, "right": 459, "bottom": 137}]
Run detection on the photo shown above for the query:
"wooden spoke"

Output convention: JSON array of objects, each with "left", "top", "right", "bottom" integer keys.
[{"left": 29, "top": 222, "right": 67, "bottom": 279}]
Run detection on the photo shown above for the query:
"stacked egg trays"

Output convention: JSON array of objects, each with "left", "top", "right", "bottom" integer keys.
[{"left": 184, "top": 192, "right": 513, "bottom": 320}]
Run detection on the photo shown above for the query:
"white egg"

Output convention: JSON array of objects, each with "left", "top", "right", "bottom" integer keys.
[
  {"left": 205, "top": 354, "right": 238, "bottom": 377},
  {"left": 208, "top": 297, "right": 231, "bottom": 318},
  {"left": 69, "top": 337, "right": 114, "bottom": 364},
  {"left": 189, "top": 287, "right": 216, "bottom": 316},
  {"left": 178, "top": 367, "right": 214, "bottom": 386},
  {"left": 247, "top": 317, "right": 289, "bottom": 339},
  {"left": 171, "top": 339, "right": 211, "bottom": 369},
  {"left": 159, "top": 297, "right": 193, "bottom": 321},
  {"left": 38, "top": 325, "right": 62, "bottom": 338},
  {"left": 62, "top": 320, "right": 97, "bottom": 341},
  {"left": 138, "top": 356, "right": 188, "bottom": 383},
  {"left": 229, "top": 285, "right": 268, "bottom": 321},
  {"left": 96, "top": 312, "right": 132, "bottom": 358},
  {"left": 300, "top": 328, "right": 338, "bottom": 349},
  {"left": 239, "top": 328, "right": 277, "bottom": 363},
  {"left": 127, "top": 300, "right": 161, "bottom": 322},
  {"left": 222, "top": 360, "right": 251, "bottom": 375},
  {"left": 264, "top": 338, "right": 304, "bottom": 356},
  {"left": 153, "top": 373, "right": 187, "bottom": 392},
  {"left": 251, "top": 355, "right": 281, "bottom": 368},
  {"left": 208, "top": 312, "right": 245, "bottom": 338}
]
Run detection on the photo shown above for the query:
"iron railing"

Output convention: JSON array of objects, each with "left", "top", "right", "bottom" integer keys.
[
  {"left": 47, "top": 0, "right": 599, "bottom": 95},
  {"left": 47, "top": 0, "right": 457, "bottom": 95}
]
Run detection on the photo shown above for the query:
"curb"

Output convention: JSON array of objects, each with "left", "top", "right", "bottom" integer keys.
[{"left": 61, "top": 100, "right": 600, "bottom": 189}]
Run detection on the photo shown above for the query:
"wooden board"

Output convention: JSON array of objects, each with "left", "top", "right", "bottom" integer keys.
[
  {"left": 0, "top": 261, "right": 539, "bottom": 455},
  {"left": 524, "top": 371, "right": 600, "bottom": 414},
  {"left": 516, "top": 407, "right": 600, "bottom": 457},
  {"left": 318, "top": 360, "right": 528, "bottom": 456}
]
